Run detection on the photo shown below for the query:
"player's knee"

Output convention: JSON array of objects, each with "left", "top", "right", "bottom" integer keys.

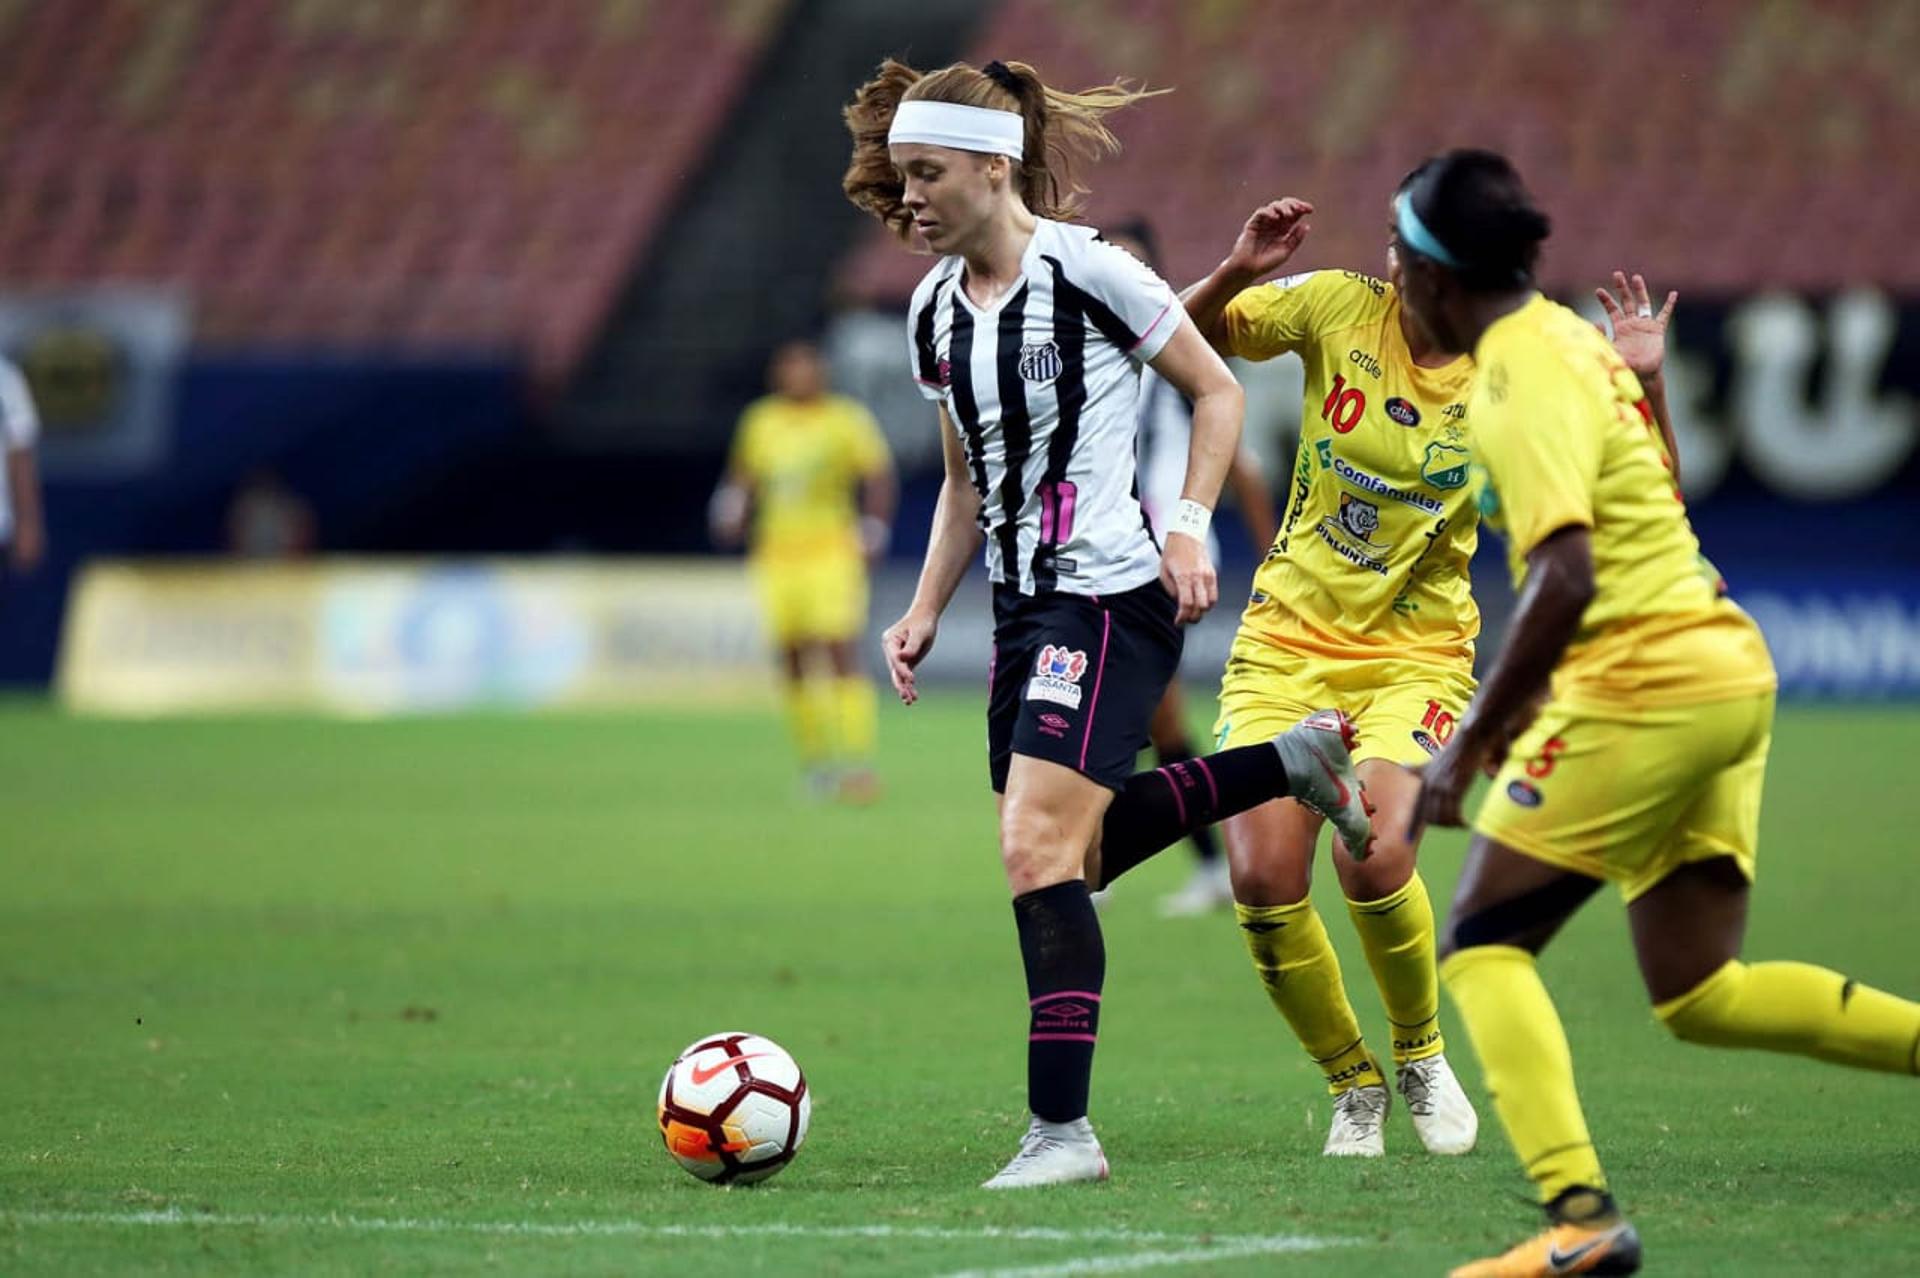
[
  {"left": 1337, "top": 833, "right": 1414, "bottom": 900},
  {"left": 1656, "top": 961, "right": 1748, "bottom": 1045},
  {"left": 999, "top": 804, "right": 1081, "bottom": 895},
  {"left": 1226, "top": 844, "right": 1310, "bottom": 907}
]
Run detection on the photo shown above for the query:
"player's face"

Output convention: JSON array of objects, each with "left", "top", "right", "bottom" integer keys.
[
  {"left": 1395, "top": 253, "right": 1455, "bottom": 351},
  {"left": 891, "top": 142, "right": 997, "bottom": 253},
  {"left": 771, "top": 344, "right": 826, "bottom": 400}
]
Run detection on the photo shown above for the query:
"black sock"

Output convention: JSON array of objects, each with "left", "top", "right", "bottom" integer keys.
[
  {"left": 1156, "top": 740, "right": 1223, "bottom": 865},
  {"left": 1012, "top": 880, "right": 1104, "bottom": 1123},
  {"left": 1095, "top": 743, "right": 1288, "bottom": 889},
  {"left": 1547, "top": 1186, "right": 1622, "bottom": 1226}
]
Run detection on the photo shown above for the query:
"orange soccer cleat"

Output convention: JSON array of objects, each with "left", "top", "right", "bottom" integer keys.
[{"left": 1448, "top": 1218, "right": 1642, "bottom": 1277}]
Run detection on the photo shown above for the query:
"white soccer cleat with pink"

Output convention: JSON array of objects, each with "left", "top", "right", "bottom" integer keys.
[
  {"left": 1274, "top": 710, "right": 1376, "bottom": 857},
  {"left": 981, "top": 1116, "right": 1110, "bottom": 1189}
]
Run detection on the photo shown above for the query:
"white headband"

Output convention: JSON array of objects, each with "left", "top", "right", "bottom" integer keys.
[{"left": 888, "top": 100, "right": 1024, "bottom": 159}]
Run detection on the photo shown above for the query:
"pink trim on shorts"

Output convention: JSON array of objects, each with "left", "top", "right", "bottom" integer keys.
[{"left": 1078, "top": 608, "right": 1113, "bottom": 771}]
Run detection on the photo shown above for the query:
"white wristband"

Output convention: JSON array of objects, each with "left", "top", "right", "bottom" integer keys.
[{"left": 1168, "top": 499, "right": 1212, "bottom": 541}]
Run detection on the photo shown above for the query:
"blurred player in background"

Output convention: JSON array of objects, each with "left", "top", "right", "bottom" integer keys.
[
  {"left": 0, "top": 354, "right": 46, "bottom": 597},
  {"left": 711, "top": 340, "right": 896, "bottom": 802},
  {"left": 1107, "top": 217, "right": 1278, "bottom": 917},
  {"left": 1398, "top": 148, "right": 1920, "bottom": 1278},
  {"left": 845, "top": 56, "right": 1375, "bottom": 1190}
]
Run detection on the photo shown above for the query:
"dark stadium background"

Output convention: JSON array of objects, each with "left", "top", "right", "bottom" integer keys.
[{"left": 1, "top": 0, "right": 1914, "bottom": 700}]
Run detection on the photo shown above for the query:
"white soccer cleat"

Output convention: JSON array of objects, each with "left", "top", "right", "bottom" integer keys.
[
  {"left": 1274, "top": 710, "right": 1376, "bottom": 858},
  {"left": 981, "top": 1116, "right": 1110, "bottom": 1189},
  {"left": 1323, "top": 1083, "right": 1390, "bottom": 1157},
  {"left": 1157, "top": 859, "right": 1235, "bottom": 917},
  {"left": 1397, "top": 1054, "right": 1479, "bottom": 1155}
]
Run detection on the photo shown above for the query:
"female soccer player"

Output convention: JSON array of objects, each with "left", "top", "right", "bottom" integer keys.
[
  {"left": 1397, "top": 148, "right": 1920, "bottom": 1277},
  {"left": 842, "top": 57, "right": 1374, "bottom": 1188},
  {"left": 1166, "top": 180, "right": 1486, "bottom": 1159}
]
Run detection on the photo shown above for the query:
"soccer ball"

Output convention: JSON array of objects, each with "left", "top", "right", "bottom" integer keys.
[{"left": 657, "top": 1031, "right": 810, "bottom": 1185}]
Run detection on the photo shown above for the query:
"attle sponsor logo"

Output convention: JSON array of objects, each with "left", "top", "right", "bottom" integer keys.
[{"left": 1027, "top": 645, "right": 1089, "bottom": 710}]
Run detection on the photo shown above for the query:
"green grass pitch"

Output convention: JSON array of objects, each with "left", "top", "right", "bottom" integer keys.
[{"left": 2, "top": 697, "right": 1916, "bottom": 1275}]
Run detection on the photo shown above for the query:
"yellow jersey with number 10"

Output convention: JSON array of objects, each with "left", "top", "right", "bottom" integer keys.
[
  {"left": 1222, "top": 270, "right": 1480, "bottom": 668},
  {"left": 1469, "top": 294, "right": 1775, "bottom": 708}
]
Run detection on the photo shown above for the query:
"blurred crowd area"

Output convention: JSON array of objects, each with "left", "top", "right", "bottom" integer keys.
[{"left": 0, "top": 0, "right": 1915, "bottom": 697}]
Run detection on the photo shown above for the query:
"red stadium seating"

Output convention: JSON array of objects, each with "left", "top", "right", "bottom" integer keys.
[
  {"left": 840, "top": 0, "right": 1920, "bottom": 303},
  {"left": 0, "top": 0, "right": 790, "bottom": 378}
]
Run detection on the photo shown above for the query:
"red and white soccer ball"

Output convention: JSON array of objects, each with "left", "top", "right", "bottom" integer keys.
[{"left": 657, "top": 1032, "right": 810, "bottom": 1185}]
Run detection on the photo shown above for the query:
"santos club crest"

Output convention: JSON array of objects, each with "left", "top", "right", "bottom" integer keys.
[{"left": 1019, "top": 341, "right": 1063, "bottom": 383}]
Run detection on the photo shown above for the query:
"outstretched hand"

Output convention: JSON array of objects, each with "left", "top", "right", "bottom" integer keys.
[
  {"left": 880, "top": 608, "right": 939, "bottom": 706},
  {"left": 1596, "top": 271, "right": 1677, "bottom": 382},
  {"left": 1224, "top": 198, "right": 1314, "bottom": 280}
]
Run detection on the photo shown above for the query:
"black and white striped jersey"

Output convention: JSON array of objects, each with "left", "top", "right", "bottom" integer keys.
[{"left": 906, "top": 218, "right": 1181, "bottom": 597}]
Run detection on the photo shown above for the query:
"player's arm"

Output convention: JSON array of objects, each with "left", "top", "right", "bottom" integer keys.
[
  {"left": 708, "top": 411, "right": 757, "bottom": 548},
  {"left": 851, "top": 407, "right": 898, "bottom": 562},
  {"left": 0, "top": 363, "right": 43, "bottom": 572},
  {"left": 5, "top": 444, "right": 44, "bottom": 572},
  {"left": 1410, "top": 526, "right": 1596, "bottom": 834},
  {"left": 880, "top": 405, "right": 983, "bottom": 705},
  {"left": 1147, "top": 316, "right": 1244, "bottom": 623},
  {"left": 1226, "top": 442, "right": 1278, "bottom": 549},
  {"left": 1596, "top": 271, "right": 1681, "bottom": 486},
  {"left": 1180, "top": 198, "right": 1314, "bottom": 353},
  {"left": 857, "top": 461, "right": 897, "bottom": 563}
]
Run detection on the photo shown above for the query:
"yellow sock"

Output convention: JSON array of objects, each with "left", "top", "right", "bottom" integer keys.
[
  {"left": 1657, "top": 959, "right": 1920, "bottom": 1074},
  {"left": 1238, "top": 900, "right": 1382, "bottom": 1093},
  {"left": 1347, "top": 873, "right": 1443, "bottom": 1064},
  {"left": 833, "top": 675, "right": 878, "bottom": 763},
  {"left": 1441, "top": 945, "right": 1606, "bottom": 1204},
  {"left": 782, "top": 677, "right": 833, "bottom": 766}
]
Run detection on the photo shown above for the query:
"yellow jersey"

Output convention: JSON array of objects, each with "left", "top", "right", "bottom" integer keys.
[
  {"left": 1470, "top": 294, "right": 1775, "bottom": 708},
  {"left": 1223, "top": 270, "right": 1480, "bottom": 667},
  {"left": 728, "top": 392, "right": 890, "bottom": 561}
]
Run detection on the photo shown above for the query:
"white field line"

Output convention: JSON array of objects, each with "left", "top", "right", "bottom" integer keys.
[
  {"left": 6, "top": 1208, "right": 1347, "bottom": 1268},
  {"left": 940, "top": 1233, "right": 1341, "bottom": 1276}
]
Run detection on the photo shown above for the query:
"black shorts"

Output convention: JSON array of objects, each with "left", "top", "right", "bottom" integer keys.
[{"left": 987, "top": 579, "right": 1183, "bottom": 793}]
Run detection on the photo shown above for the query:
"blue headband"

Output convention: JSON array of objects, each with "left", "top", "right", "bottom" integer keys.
[{"left": 1394, "top": 190, "right": 1462, "bottom": 269}]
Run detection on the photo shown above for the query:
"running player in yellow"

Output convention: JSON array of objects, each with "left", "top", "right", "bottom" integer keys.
[
  {"left": 712, "top": 340, "right": 896, "bottom": 800},
  {"left": 1153, "top": 176, "right": 1487, "bottom": 1158},
  {"left": 1396, "top": 149, "right": 1920, "bottom": 1277}
]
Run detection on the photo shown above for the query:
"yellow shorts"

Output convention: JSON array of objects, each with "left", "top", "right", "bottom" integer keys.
[
  {"left": 1473, "top": 690, "right": 1774, "bottom": 902},
  {"left": 750, "top": 550, "right": 868, "bottom": 644},
  {"left": 1213, "top": 639, "right": 1476, "bottom": 769}
]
